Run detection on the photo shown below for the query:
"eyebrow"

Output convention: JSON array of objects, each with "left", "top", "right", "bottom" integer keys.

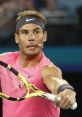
[{"left": 19, "top": 27, "right": 42, "bottom": 32}]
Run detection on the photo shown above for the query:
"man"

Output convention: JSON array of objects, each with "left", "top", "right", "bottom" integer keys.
[{"left": 0, "top": 10, "right": 76, "bottom": 117}]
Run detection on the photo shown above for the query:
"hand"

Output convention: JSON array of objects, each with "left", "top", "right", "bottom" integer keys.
[{"left": 56, "top": 89, "right": 76, "bottom": 109}]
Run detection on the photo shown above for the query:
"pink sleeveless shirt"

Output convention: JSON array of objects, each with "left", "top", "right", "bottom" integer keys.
[{"left": 0, "top": 51, "right": 60, "bottom": 117}]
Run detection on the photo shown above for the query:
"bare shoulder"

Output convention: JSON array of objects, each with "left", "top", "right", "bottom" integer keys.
[
  {"left": 42, "top": 65, "right": 62, "bottom": 79},
  {"left": 0, "top": 51, "right": 18, "bottom": 61},
  {"left": 0, "top": 52, "right": 12, "bottom": 61},
  {"left": 0, "top": 53, "right": 5, "bottom": 60}
]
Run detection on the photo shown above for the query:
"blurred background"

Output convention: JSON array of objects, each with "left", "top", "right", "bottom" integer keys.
[{"left": 0, "top": 0, "right": 82, "bottom": 116}]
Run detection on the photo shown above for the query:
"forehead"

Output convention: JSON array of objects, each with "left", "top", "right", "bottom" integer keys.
[{"left": 19, "top": 23, "right": 42, "bottom": 31}]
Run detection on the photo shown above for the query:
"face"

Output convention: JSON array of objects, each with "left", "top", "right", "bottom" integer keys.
[{"left": 15, "top": 23, "right": 47, "bottom": 56}]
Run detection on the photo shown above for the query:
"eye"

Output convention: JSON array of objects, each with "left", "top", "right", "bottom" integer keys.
[
  {"left": 19, "top": 30, "right": 29, "bottom": 35},
  {"left": 34, "top": 29, "right": 42, "bottom": 35}
]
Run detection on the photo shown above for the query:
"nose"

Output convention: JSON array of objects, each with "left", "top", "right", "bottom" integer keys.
[{"left": 28, "top": 32, "right": 35, "bottom": 41}]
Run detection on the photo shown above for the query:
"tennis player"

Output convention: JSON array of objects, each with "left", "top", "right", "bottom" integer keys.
[{"left": 0, "top": 10, "right": 76, "bottom": 117}]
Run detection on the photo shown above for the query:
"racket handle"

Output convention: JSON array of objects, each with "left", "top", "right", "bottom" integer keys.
[
  {"left": 44, "top": 93, "right": 77, "bottom": 110},
  {"left": 44, "top": 93, "right": 61, "bottom": 102},
  {"left": 70, "top": 102, "right": 77, "bottom": 110}
]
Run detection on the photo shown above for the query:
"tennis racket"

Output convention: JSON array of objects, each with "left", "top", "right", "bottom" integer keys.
[{"left": 0, "top": 60, "right": 77, "bottom": 110}]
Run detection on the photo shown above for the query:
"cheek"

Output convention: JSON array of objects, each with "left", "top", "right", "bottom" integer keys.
[
  {"left": 38, "top": 35, "right": 45, "bottom": 43},
  {"left": 39, "top": 38, "right": 45, "bottom": 44},
  {"left": 18, "top": 39, "right": 26, "bottom": 49},
  {"left": 19, "top": 38, "right": 26, "bottom": 44}
]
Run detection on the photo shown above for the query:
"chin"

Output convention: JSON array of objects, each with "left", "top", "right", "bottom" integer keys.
[
  {"left": 26, "top": 49, "right": 41, "bottom": 55},
  {"left": 26, "top": 51, "right": 40, "bottom": 57}
]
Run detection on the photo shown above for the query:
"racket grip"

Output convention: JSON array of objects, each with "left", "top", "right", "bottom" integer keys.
[
  {"left": 44, "top": 93, "right": 61, "bottom": 102},
  {"left": 70, "top": 102, "right": 77, "bottom": 110},
  {"left": 45, "top": 93, "right": 77, "bottom": 110}
]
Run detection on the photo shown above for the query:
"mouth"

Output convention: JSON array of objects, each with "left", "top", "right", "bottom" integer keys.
[
  {"left": 26, "top": 45, "right": 39, "bottom": 50},
  {"left": 26, "top": 45, "right": 38, "bottom": 48}
]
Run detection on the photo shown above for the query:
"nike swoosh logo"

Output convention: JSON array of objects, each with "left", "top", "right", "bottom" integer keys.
[{"left": 26, "top": 18, "right": 36, "bottom": 22}]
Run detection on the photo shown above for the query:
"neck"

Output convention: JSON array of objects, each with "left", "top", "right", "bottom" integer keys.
[{"left": 19, "top": 52, "right": 41, "bottom": 68}]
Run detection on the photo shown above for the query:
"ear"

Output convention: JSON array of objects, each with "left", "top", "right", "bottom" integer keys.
[
  {"left": 15, "top": 33, "right": 19, "bottom": 44},
  {"left": 43, "top": 31, "right": 47, "bottom": 42}
]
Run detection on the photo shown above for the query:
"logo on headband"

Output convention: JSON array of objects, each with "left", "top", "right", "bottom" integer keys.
[{"left": 26, "top": 18, "right": 36, "bottom": 22}]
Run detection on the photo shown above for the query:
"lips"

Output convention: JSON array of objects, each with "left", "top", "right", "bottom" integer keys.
[
  {"left": 25, "top": 44, "right": 40, "bottom": 50},
  {"left": 26, "top": 45, "right": 37, "bottom": 48}
]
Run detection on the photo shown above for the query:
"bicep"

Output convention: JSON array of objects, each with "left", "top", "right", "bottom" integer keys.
[{"left": 42, "top": 65, "right": 62, "bottom": 80}]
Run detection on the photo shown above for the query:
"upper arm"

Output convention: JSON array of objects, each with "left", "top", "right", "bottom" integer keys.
[{"left": 42, "top": 65, "right": 62, "bottom": 80}]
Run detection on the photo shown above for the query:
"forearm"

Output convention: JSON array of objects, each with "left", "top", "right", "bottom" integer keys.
[
  {"left": 42, "top": 65, "right": 76, "bottom": 109},
  {"left": 43, "top": 76, "right": 69, "bottom": 94},
  {"left": 42, "top": 65, "right": 69, "bottom": 94}
]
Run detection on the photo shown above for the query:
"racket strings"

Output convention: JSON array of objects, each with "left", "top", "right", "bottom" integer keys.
[
  {"left": 17, "top": 74, "right": 43, "bottom": 99},
  {"left": 6, "top": 64, "right": 29, "bottom": 98},
  {"left": 0, "top": 68, "right": 27, "bottom": 99},
  {"left": 0, "top": 61, "right": 44, "bottom": 100},
  {"left": 17, "top": 73, "right": 38, "bottom": 95}
]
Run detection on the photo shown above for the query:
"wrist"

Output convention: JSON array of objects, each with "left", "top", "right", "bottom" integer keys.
[{"left": 57, "top": 84, "right": 74, "bottom": 94}]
